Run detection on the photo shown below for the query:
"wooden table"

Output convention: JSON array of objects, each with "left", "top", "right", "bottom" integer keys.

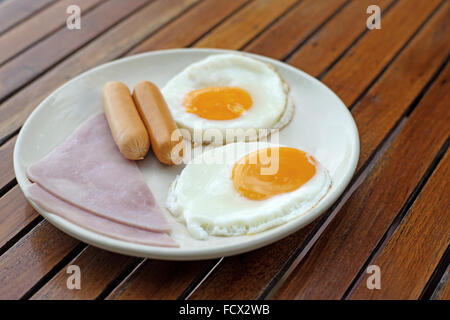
[{"left": 0, "top": 0, "right": 448, "bottom": 300}]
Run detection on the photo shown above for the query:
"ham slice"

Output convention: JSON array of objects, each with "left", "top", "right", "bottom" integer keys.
[
  {"left": 27, "top": 113, "right": 170, "bottom": 233},
  {"left": 27, "top": 183, "right": 177, "bottom": 247}
]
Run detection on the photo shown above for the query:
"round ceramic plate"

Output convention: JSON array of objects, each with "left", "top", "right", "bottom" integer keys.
[{"left": 14, "top": 48, "right": 359, "bottom": 260}]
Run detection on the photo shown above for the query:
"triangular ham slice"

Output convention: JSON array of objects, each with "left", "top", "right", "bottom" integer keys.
[
  {"left": 27, "top": 113, "right": 170, "bottom": 233},
  {"left": 27, "top": 184, "right": 177, "bottom": 247}
]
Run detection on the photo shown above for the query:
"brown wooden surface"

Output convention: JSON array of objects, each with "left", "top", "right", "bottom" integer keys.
[
  {"left": 0, "top": 0, "right": 448, "bottom": 300},
  {"left": 349, "top": 150, "right": 450, "bottom": 299},
  {"left": 271, "top": 62, "right": 450, "bottom": 300},
  {"left": 0, "top": 0, "right": 55, "bottom": 34}
]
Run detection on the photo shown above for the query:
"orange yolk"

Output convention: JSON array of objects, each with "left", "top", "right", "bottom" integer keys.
[
  {"left": 183, "top": 86, "right": 252, "bottom": 120},
  {"left": 232, "top": 147, "right": 317, "bottom": 201}
]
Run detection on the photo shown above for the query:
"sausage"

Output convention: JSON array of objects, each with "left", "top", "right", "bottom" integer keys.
[
  {"left": 132, "top": 81, "right": 183, "bottom": 165},
  {"left": 102, "top": 81, "right": 150, "bottom": 160}
]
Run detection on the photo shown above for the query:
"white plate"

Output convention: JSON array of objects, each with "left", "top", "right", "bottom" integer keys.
[{"left": 14, "top": 48, "right": 359, "bottom": 260}]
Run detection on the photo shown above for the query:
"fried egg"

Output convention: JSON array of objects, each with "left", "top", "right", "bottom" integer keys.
[
  {"left": 162, "top": 54, "right": 293, "bottom": 144},
  {"left": 166, "top": 142, "right": 331, "bottom": 240}
]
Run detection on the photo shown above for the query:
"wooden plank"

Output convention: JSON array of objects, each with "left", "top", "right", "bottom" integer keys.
[
  {"left": 348, "top": 151, "right": 449, "bottom": 299},
  {"left": 0, "top": 0, "right": 55, "bottom": 34},
  {"left": 0, "top": 220, "right": 80, "bottom": 299},
  {"left": 321, "top": 0, "right": 442, "bottom": 107},
  {"left": 188, "top": 0, "right": 450, "bottom": 300},
  {"left": 0, "top": 186, "right": 39, "bottom": 249},
  {"left": 0, "top": 0, "right": 199, "bottom": 142},
  {"left": 31, "top": 246, "right": 137, "bottom": 300},
  {"left": 128, "top": 0, "right": 250, "bottom": 53},
  {"left": 287, "top": 0, "right": 394, "bottom": 77},
  {"left": 351, "top": 1, "right": 450, "bottom": 168},
  {"left": 0, "top": 0, "right": 105, "bottom": 65},
  {"left": 0, "top": 0, "right": 150, "bottom": 102},
  {"left": 431, "top": 265, "right": 450, "bottom": 300},
  {"left": 0, "top": 135, "right": 16, "bottom": 186},
  {"left": 106, "top": 259, "right": 215, "bottom": 300},
  {"left": 244, "top": 0, "right": 347, "bottom": 60},
  {"left": 271, "top": 63, "right": 450, "bottom": 300},
  {"left": 193, "top": 0, "right": 299, "bottom": 49}
]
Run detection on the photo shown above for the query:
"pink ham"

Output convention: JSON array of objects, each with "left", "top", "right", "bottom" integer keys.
[
  {"left": 27, "top": 113, "right": 170, "bottom": 233},
  {"left": 27, "top": 183, "right": 177, "bottom": 247}
]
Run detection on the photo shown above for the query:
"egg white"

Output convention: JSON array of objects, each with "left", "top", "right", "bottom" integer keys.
[
  {"left": 166, "top": 142, "right": 331, "bottom": 240},
  {"left": 161, "top": 54, "right": 292, "bottom": 144}
]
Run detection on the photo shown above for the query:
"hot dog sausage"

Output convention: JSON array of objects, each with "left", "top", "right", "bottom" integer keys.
[
  {"left": 132, "top": 81, "right": 183, "bottom": 165},
  {"left": 102, "top": 81, "right": 150, "bottom": 160}
]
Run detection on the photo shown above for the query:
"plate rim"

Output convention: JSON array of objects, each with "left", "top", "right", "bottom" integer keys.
[{"left": 13, "top": 48, "right": 360, "bottom": 260}]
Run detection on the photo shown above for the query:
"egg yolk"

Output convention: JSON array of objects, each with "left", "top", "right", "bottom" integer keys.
[
  {"left": 183, "top": 86, "right": 252, "bottom": 120},
  {"left": 232, "top": 147, "right": 317, "bottom": 201}
]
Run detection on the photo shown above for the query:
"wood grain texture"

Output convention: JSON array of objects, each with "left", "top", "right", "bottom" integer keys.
[
  {"left": 106, "top": 259, "right": 216, "bottom": 300},
  {"left": 352, "top": 0, "right": 450, "bottom": 169},
  {"left": 287, "top": 0, "right": 394, "bottom": 77},
  {"left": 0, "top": 0, "right": 105, "bottom": 65},
  {"left": 0, "top": 0, "right": 199, "bottom": 142},
  {"left": 0, "top": 0, "right": 55, "bottom": 34},
  {"left": 431, "top": 265, "right": 450, "bottom": 300},
  {"left": 244, "top": 0, "right": 347, "bottom": 59},
  {"left": 194, "top": 0, "right": 299, "bottom": 49},
  {"left": 0, "top": 134, "right": 16, "bottom": 186},
  {"left": 0, "top": 220, "right": 80, "bottom": 299},
  {"left": 187, "top": 1, "right": 450, "bottom": 300},
  {"left": 348, "top": 151, "right": 450, "bottom": 299},
  {"left": 0, "top": 0, "right": 150, "bottom": 101},
  {"left": 0, "top": 186, "right": 39, "bottom": 249},
  {"left": 271, "top": 63, "right": 450, "bottom": 300},
  {"left": 321, "top": 0, "right": 442, "bottom": 107},
  {"left": 128, "top": 0, "right": 249, "bottom": 53},
  {"left": 31, "top": 246, "right": 137, "bottom": 300}
]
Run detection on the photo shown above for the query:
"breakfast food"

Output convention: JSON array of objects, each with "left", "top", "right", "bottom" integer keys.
[
  {"left": 132, "top": 81, "right": 183, "bottom": 165},
  {"left": 102, "top": 81, "right": 150, "bottom": 160},
  {"left": 162, "top": 54, "right": 294, "bottom": 144},
  {"left": 166, "top": 142, "right": 331, "bottom": 240},
  {"left": 27, "top": 113, "right": 171, "bottom": 234},
  {"left": 27, "top": 184, "right": 177, "bottom": 247}
]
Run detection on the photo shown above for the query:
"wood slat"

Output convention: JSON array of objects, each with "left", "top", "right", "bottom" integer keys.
[
  {"left": 351, "top": 0, "right": 450, "bottom": 168},
  {"left": 0, "top": 0, "right": 150, "bottom": 102},
  {"left": 0, "top": 0, "right": 105, "bottom": 65},
  {"left": 128, "top": 0, "right": 250, "bottom": 53},
  {"left": 31, "top": 246, "right": 137, "bottom": 300},
  {"left": 0, "top": 220, "right": 80, "bottom": 299},
  {"left": 431, "top": 265, "right": 450, "bottom": 300},
  {"left": 244, "top": 0, "right": 347, "bottom": 59},
  {"left": 321, "top": 0, "right": 442, "bottom": 107},
  {"left": 348, "top": 151, "right": 449, "bottom": 299},
  {"left": 0, "top": 186, "right": 39, "bottom": 249},
  {"left": 193, "top": 0, "right": 299, "bottom": 49},
  {"left": 0, "top": 0, "right": 199, "bottom": 143},
  {"left": 0, "top": 135, "right": 16, "bottom": 186},
  {"left": 287, "top": 0, "right": 394, "bottom": 77},
  {"left": 106, "top": 259, "right": 216, "bottom": 300},
  {"left": 271, "top": 62, "right": 450, "bottom": 300},
  {"left": 187, "top": 0, "right": 450, "bottom": 300},
  {"left": 0, "top": 0, "right": 55, "bottom": 34}
]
